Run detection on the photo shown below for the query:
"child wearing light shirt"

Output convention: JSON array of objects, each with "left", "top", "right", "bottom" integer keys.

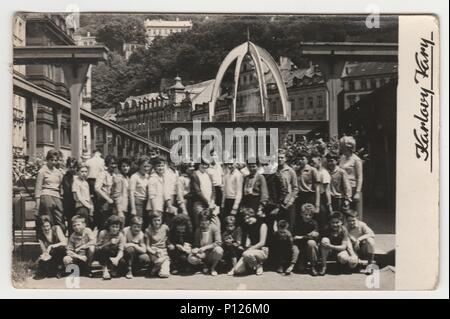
[
  {"left": 72, "top": 163, "right": 94, "bottom": 228},
  {"left": 145, "top": 211, "right": 170, "bottom": 278}
]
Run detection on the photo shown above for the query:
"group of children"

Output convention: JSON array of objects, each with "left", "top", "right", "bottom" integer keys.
[{"left": 34, "top": 135, "right": 376, "bottom": 280}]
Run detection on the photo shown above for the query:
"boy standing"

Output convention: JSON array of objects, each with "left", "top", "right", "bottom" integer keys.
[
  {"left": 72, "top": 163, "right": 94, "bottom": 228},
  {"left": 326, "top": 153, "right": 352, "bottom": 212}
]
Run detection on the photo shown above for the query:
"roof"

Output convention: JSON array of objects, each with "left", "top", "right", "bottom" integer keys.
[{"left": 342, "top": 62, "right": 398, "bottom": 78}]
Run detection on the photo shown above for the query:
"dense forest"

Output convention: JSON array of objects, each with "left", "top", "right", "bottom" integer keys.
[{"left": 78, "top": 14, "right": 398, "bottom": 110}]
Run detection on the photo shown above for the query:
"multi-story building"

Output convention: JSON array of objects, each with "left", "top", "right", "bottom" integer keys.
[
  {"left": 144, "top": 18, "right": 193, "bottom": 44},
  {"left": 116, "top": 76, "right": 213, "bottom": 145},
  {"left": 12, "top": 15, "right": 27, "bottom": 157},
  {"left": 14, "top": 13, "right": 76, "bottom": 160},
  {"left": 341, "top": 61, "right": 398, "bottom": 110}
]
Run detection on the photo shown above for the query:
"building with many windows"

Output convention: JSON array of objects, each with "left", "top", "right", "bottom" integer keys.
[
  {"left": 144, "top": 18, "right": 193, "bottom": 44},
  {"left": 341, "top": 61, "right": 398, "bottom": 110},
  {"left": 116, "top": 76, "right": 214, "bottom": 145}
]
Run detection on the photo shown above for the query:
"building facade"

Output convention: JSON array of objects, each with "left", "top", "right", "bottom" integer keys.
[
  {"left": 341, "top": 61, "right": 398, "bottom": 110},
  {"left": 14, "top": 13, "right": 75, "bottom": 160},
  {"left": 116, "top": 76, "right": 213, "bottom": 145},
  {"left": 144, "top": 18, "right": 193, "bottom": 44}
]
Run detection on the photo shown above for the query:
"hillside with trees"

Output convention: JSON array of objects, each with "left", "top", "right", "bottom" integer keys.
[{"left": 80, "top": 14, "right": 398, "bottom": 110}]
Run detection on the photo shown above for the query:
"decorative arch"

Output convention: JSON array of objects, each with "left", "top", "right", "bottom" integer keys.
[{"left": 209, "top": 41, "right": 290, "bottom": 121}]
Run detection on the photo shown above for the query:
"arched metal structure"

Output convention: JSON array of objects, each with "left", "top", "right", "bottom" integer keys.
[{"left": 209, "top": 41, "right": 291, "bottom": 122}]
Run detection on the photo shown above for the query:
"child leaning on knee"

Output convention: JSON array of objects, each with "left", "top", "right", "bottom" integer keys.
[
  {"left": 293, "top": 203, "right": 320, "bottom": 276},
  {"left": 122, "top": 216, "right": 149, "bottom": 279},
  {"left": 63, "top": 215, "right": 96, "bottom": 277},
  {"left": 345, "top": 209, "right": 376, "bottom": 273},
  {"left": 95, "top": 215, "right": 126, "bottom": 280},
  {"left": 222, "top": 215, "right": 243, "bottom": 272},
  {"left": 270, "top": 220, "right": 298, "bottom": 275},
  {"left": 319, "top": 211, "right": 358, "bottom": 276}
]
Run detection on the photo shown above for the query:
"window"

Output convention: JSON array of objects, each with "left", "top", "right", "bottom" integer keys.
[
  {"left": 307, "top": 97, "right": 314, "bottom": 109},
  {"left": 361, "top": 80, "right": 367, "bottom": 90},
  {"left": 371, "top": 79, "right": 377, "bottom": 89},
  {"left": 349, "top": 80, "right": 355, "bottom": 91},
  {"left": 299, "top": 97, "right": 304, "bottom": 109},
  {"left": 317, "top": 95, "right": 324, "bottom": 108}
]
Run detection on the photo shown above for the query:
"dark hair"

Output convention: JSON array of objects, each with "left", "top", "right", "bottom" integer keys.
[
  {"left": 171, "top": 214, "right": 193, "bottom": 234},
  {"left": 38, "top": 215, "right": 52, "bottom": 228},
  {"left": 105, "top": 155, "right": 117, "bottom": 166},
  {"left": 277, "top": 219, "right": 289, "bottom": 229},
  {"left": 118, "top": 157, "right": 131, "bottom": 168},
  {"left": 65, "top": 157, "right": 78, "bottom": 169},
  {"left": 151, "top": 156, "right": 166, "bottom": 167},
  {"left": 325, "top": 153, "right": 339, "bottom": 162},
  {"left": 298, "top": 151, "right": 310, "bottom": 160},
  {"left": 105, "top": 215, "right": 122, "bottom": 229},
  {"left": 46, "top": 149, "right": 59, "bottom": 161},
  {"left": 344, "top": 209, "right": 359, "bottom": 218},
  {"left": 242, "top": 207, "right": 256, "bottom": 217},
  {"left": 330, "top": 211, "right": 343, "bottom": 221}
]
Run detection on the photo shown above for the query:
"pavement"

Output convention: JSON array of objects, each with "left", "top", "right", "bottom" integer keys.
[{"left": 17, "top": 265, "right": 395, "bottom": 290}]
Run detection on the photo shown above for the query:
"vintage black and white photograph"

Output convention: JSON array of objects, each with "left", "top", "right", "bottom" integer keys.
[{"left": 11, "top": 12, "right": 400, "bottom": 290}]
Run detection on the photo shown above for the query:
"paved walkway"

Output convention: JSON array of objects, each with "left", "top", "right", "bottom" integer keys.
[{"left": 17, "top": 266, "right": 395, "bottom": 290}]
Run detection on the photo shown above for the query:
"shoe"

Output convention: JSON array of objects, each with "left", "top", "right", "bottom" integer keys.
[
  {"left": 318, "top": 265, "right": 327, "bottom": 276},
  {"left": 285, "top": 264, "right": 294, "bottom": 275},
  {"left": 102, "top": 270, "right": 111, "bottom": 280},
  {"left": 310, "top": 267, "right": 319, "bottom": 277},
  {"left": 158, "top": 272, "right": 169, "bottom": 278},
  {"left": 33, "top": 273, "right": 46, "bottom": 280},
  {"left": 276, "top": 266, "right": 284, "bottom": 274},
  {"left": 211, "top": 270, "right": 218, "bottom": 276},
  {"left": 256, "top": 265, "right": 264, "bottom": 276},
  {"left": 202, "top": 267, "right": 209, "bottom": 275},
  {"left": 171, "top": 269, "right": 179, "bottom": 275},
  {"left": 87, "top": 270, "right": 94, "bottom": 278},
  {"left": 56, "top": 271, "right": 63, "bottom": 279},
  {"left": 227, "top": 270, "right": 235, "bottom": 276},
  {"left": 125, "top": 270, "right": 133, "bottom": 279}
]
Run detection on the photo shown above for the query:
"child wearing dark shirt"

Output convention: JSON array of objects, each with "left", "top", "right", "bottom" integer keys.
[
  {"left": 221, "top": 215, "right": 243, "bottom": 273},
  {"left": 270, "top": 220, "right": 298, "bottom": 275},
  {"left": 319, "top": 212, "right": 358, "bottom": 275},
  {"left": 293, "top": 203, "right": 320, "bottom": 276},
  {"left": 168, "top": 214, "right": 194, "bottom": 275}
]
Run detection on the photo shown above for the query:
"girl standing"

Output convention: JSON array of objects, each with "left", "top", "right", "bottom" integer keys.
[{"left": 35, "top": 149, "right": 65, "bottom": 233}]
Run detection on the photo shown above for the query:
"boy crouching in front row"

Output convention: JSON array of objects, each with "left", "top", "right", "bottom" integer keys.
[
  {"left": 345, "top": 209, "right": 377, "bottom": 274},
  {"left": 95, "top": 215, "right": 126, "bottom": 280},
  {"left": 319, "top": 212, "right": 358, "bottom": 276},
  {"left": 63, "top": 215, "right": 96, "bottom": 277},
  {"left": 122, "top": 216, "right": 150, "bottom": 279}
]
